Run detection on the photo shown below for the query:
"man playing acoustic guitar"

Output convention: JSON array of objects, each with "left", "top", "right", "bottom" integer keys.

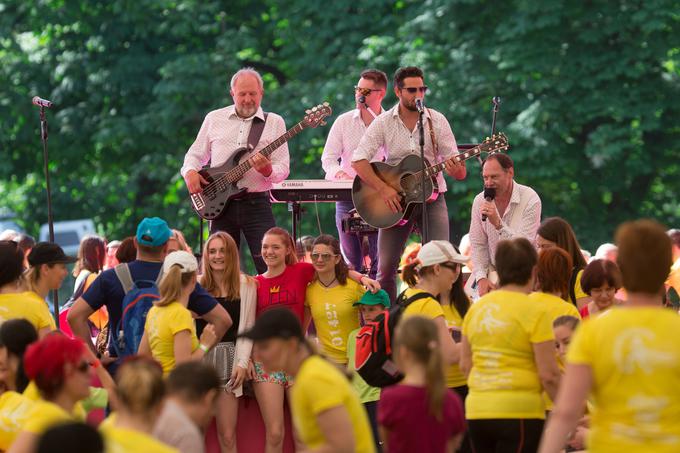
[
  {"left": 182, "top": 68, "right": 290, "bottom": 273},
  {"left": 352, "top": 66, "right": 466, "bottom": 301}
]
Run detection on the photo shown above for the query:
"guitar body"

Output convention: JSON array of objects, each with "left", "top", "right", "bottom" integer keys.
[
  {"left": 190, "top": 148, "right": 249, "bottom": 220},
  {"left": 352, "top": 155, "right": 438, "bottom": 229}
]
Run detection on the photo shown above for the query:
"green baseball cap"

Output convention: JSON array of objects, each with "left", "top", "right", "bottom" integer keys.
[{"left": 353, "top": 289, "right": 391, "bottom": 308}]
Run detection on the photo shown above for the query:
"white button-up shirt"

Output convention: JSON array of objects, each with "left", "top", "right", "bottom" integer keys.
[
  {"left": 469, "top": 181, "right": 542, "bottom": 283},
  {"left": 181, "top": 105, "right": 290, "bottom": 192},
  {"left": 321, "top": 109, "right": 385, "bottom": 180},
  {"left": 351, "top": 103, "right": 458, "bottom": 191}
]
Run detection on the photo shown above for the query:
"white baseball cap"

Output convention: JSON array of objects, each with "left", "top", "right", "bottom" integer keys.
[
  {"left": 416, "top": 240, "right": 468, "bottom": 269},
  {"left": 163, "top": 250, "right": 198, "bottom": 274}
]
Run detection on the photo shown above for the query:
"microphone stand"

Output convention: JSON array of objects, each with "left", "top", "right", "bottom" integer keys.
[
  {"left": 418, "top": 108, "right": 428, "bottom": 244},
  {"left": 491, "top": 96, "right": 501, "bottom": 135},
  {"left": 39, "top": 106, "right": 59, "bottom": 328},
  {"left": 358, "top": 96, "right": 378, "bottom": 119}
]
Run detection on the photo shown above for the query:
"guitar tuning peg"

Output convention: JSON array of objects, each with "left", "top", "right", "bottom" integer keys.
[
  {"left": 320, "top": 120, "right": 326, "bottom": 126},
  {"left": 306, "top": 109, "right": 311, "bottom": 114}
]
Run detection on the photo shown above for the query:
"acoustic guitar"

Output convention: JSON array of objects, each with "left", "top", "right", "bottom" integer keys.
[
  {"left": 190, "top": 103, "right": 332, "bottom": 220},
  {"left": 352, "top": 133, "right": 509, "bottom": 229}
]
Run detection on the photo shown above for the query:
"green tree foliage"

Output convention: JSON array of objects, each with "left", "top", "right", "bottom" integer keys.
[{"left": 1, "top": 0, "right": 678, "bottom": 255}]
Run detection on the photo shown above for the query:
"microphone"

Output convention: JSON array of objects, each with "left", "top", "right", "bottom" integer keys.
[
  {"left": 32, "top": 96, "right": 54, "bottom": 108},
  {"left": 481, "top": 187, "right": 496, "bottom": 222},
  {"left": 415, "top": 97, "right": 424, "bottom": 113},
  {"left": 358, "top": 95, "right": 366, "bottom": 104}
]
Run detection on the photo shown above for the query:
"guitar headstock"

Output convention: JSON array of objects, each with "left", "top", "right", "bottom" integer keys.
[
  {"left": 479, "top": 132, "right": 509, "bottom": 155},
  {"left": 303, "top": 102, "right": 332, "bottom": 128}
]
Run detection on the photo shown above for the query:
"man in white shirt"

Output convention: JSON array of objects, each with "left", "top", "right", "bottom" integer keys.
[
  {"left": 322, "top": 69, "right": 387, "bottom": 278},
  {"left": 181, "top": 68, "right": 290, "bottom": 273},
  {"left": 469, "top": 153, "right": 542, "bottom": 296},
  {"left": 352, "top": 66, "right": 466, "bottom": 300}
]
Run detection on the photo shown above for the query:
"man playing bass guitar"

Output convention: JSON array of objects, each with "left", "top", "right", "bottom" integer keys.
[
  {"left": 351, "top": 66, "right": 466, "bottom": 301},
  {"left": 181, "top": 68, "right": 289, "bottom": 274}
]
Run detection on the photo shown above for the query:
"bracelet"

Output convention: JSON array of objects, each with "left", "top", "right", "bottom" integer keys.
[{"left": 199, "top": 344, "right": 209, "bottom": 353}]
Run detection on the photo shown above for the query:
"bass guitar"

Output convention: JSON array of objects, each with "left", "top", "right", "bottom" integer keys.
[
  {"left": 352, "top": 133, "right": 509, "bottom": 229},
  {"left": 190, "top": 103, "right": 332, "bottom": 220}
]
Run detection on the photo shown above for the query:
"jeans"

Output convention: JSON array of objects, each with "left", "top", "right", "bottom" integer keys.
[
  {"left": 210, "top": 192, "right": 276, "bottom": 274},
  {"left": 335, "top": 201, "right": 378, "bottom": 279},
  {"left": 377, "top": 195, "right": 450, "bottom": 302}
]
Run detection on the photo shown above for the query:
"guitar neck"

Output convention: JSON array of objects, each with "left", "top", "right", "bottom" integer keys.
[
  {"left": 226, "top": 121, "right": 306, "bottom": 182},
  {"left": 418, "top": 145, "right": 483, "bottom": 180}
]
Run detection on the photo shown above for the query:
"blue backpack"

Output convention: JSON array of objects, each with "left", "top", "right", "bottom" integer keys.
[{"left": 110, "top": 264, "right": 162, "bottom": 358}]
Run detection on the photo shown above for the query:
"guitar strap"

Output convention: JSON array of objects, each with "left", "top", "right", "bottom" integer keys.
[
  {"left": 426, "top": 108, "right": 439, "bottom": 159},
  {"left": 246, "top": 112, "right": 269, "bottom": 151}
]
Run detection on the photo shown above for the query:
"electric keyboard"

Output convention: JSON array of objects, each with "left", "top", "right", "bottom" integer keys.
[{"left": 270, "top": 180, "right": 353, "bottom": 202}]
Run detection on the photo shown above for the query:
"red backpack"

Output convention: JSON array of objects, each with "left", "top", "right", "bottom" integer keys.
[{"left": 355, "top": 290, "right": 434, "bottom": 387}]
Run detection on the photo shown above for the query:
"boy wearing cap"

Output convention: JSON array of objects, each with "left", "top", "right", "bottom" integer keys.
[
  {"left": 67, "top": 217, "right": 230, "bottom": 372},
  {"left": 347, "top": 289, "right": 390, "bottom": 452}
]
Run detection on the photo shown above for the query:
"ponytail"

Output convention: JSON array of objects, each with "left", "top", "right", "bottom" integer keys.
[
  {"left": 394, "top": 316, "right": 446, "bottom": 420},
  {"left": 401, "top": 262, "right": 419, "bottom": 287},
  {"left": 158, "top": 265, "right": 196, "bottom": 307}
]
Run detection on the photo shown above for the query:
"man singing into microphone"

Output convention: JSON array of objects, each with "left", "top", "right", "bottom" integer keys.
[
  {"left": 352, "top": 66, "right": 466, "bottom": 301},
  {"left": 469, "top": 153, "right": 541, "bottom": 296},
  {"left": 181, "top": 68, "right": 289, "bottom": 273},
  {"left": 321, "top": 69, "right": 387, "bottom": 278}
]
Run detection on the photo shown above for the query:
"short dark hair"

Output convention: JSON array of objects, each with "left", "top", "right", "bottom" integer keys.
[
  {"left": 115, "top": 236, "right": 137, "bottom": 263},
  {"left": 167, "top": 362, "right": 221, "bottom": 400},
  {"left": 37, "top": 422, "right": 104, "bottom": 453},
  {"left": 0, "top": 319, "right": 38, "bottom": 393},
  {"left": 360, "top": 69, "right": 388, "bottom": 89},
  {"left": 394, "top": 66, "right": 424, "bottom": 88},
  {"left": 0, "top": 240, "right": 25, "bottom": 287},
  {"left": 482, "top": 153, "right": 514, "bottom": 171},
  {"left": 616, "top": 219, "right": 672, "bottom": 294},
  {"left": 495, "top": 238, "right": 537, "bottom": 287},
  {"left": 580, "top": 259, "right": 623, "bottom": 295}
]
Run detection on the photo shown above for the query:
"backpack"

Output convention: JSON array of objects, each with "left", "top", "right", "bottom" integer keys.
[
  {"left": 110, "top": 264, "right": 162, "bottom": 358},
  {"left": 355, "top": 290, "right": 434, "bottom": 387}
]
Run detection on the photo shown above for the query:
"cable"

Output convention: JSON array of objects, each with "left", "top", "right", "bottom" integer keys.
[{"left": 314, "top": 196, "right": 323, "bottom": 235}]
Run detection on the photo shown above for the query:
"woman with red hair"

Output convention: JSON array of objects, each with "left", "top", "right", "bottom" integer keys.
[{"left": 7, "top": 335, "right": 93, "bottom": 453}]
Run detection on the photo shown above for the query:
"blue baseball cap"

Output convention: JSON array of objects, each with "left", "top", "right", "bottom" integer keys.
[{"left": 136, "top": 217, "right": 172, "bottom": 247}]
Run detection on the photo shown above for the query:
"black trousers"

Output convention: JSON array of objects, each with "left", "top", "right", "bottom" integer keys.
[
  {"left": 210, "top": 192, "right": 275, "bottom": 275},
  {"left": 468, "top": 418, "right": 544, "bottom": 453}
]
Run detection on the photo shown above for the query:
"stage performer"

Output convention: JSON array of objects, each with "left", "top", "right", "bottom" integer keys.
[
  {"left": 322, "top": 69, "right": 388, "bottom": 278},
  {"left": 181, "top": 67, "right": 290, "bottom": 274},
  {"left": 352, "top": 66, "right": 466, "bottom": 301}
]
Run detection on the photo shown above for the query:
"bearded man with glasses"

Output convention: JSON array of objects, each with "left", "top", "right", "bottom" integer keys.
[
  {"left": 321, "top": 69, "right": 388, "bottom": 279},
  {"left": 352, "top": 66, "right": 466, "bottom": 301}
]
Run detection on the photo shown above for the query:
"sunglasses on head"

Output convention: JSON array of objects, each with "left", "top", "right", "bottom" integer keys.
[{"left": 401, "top": 86, "right": 429, "bottom": 94}]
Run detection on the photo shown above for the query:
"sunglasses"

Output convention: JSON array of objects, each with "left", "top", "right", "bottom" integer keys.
[
  {"left": 311, "top": 253, "right": 337, "bottom": 262},
  {"left": 401, "top": 86, "right": 429, "bottom": 94},
  {"left": 354, "top": 86, "right": 382, "bottom": 96}
]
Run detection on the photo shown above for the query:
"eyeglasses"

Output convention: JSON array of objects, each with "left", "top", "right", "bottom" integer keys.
[
  {"left": 311, "top": 253, "right": 337, "bottom": 262},
  {"left": 401, "top": 86, "right": 428, "bottom": 94},
  {"left": 354, "top": 86, "right": 382, "bottom": 96}
]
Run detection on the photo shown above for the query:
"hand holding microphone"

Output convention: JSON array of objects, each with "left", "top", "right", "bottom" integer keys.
[{"left": 481, "top": 187, "right": 496, "bottom": 222}]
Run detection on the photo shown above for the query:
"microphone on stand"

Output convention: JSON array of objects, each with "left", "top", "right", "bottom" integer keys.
[
  {"left": 32, "top": 96, "right": 54, "bottom": 108},
  {"left": 481, "top": 187, "right": 496, "bottom": 222},
  {"left": 415, "top": 97, "right": 424, "bottom": 113}
]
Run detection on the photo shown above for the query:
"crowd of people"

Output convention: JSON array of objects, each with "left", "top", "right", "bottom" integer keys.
[{"left": 1, "top": 63, "right": 679, "bottom": 453}]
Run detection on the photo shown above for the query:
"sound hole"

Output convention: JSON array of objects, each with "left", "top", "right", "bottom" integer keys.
[{"left": 400, "top": 174, "right": 420, "bottom": 197}]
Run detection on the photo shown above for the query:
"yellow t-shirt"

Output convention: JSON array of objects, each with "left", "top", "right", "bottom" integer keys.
[
  {"left": 529, "top": 292, "right": 581, "bottom": 322},
  {"left": 100, "top": 424, "right": 179, "bottom": 453},
  {"left": 462, "top": 290, "right": 554, "bottom": 419},
  {"left": 0, "top": 391, "right": 33, "bottom": 450},
  {"left": 290, "top": 355, "right": 375, "bottom": 453},
  {"left": 570, "top": 269, "right": 588, "bottom": 305},
  {"left": 402, "top": 288, "right": 445, "bottom": 320},
  {"left": 145, "top": 302, "right": 199, "bottom": 375},
  {"left": 306, "top": 279, "right": 363, "bottom": 364},
  {"left": 0, "top": 292, "right": 56, "bottom": 331},
  {"left": 567, "top": 307, "right": 680, "bottom": 452},
  {"left": 441, "top": 304, "right": 467, "bottom": 388},
  {"left": 22, "top": 381, "right": 87, "bottom": 420},
  {"left": 21, "top": 398, "right": 75, "bottom": 435}
]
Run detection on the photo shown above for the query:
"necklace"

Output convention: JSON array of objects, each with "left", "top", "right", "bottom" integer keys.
[{"left": 318, "top": 277, "right": 337, "bottom": 288}]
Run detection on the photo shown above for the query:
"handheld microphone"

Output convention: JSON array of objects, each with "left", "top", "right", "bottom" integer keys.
[
  {"left": 32, "top": 96, "right": 54, "bottom": 108},
  {"left": 415, "top": 97, "right": 424, "bottom": 113},
  {"left": 481, "top": 187, "right": 496, "bottom": 222}
]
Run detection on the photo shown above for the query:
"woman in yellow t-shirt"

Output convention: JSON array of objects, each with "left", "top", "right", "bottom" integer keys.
[
  {"left": 100, "top": 357, "right": 178, "bottom": 453},
  {"left": 400, "top": 240, "right": 469, "bottom": 368},
  {"left": 536, "top": 217, "right": 589, "bottom": 308},
  {"left": 539, "top": 220, "right": 680, "bottom": 453},
  {"left": 241, "top": 307, "right": 375, "bottom": 453},
  {"left": 139, "top": 251, "right": 218, "bottom": 375},
  {"left": 306, "top": 235, "right": 364, "bottom": 365},
  {"left": 7, "top": 334, "right": 93, "bottom": 453},
  {"left": 461, "top": 238, "right": 560, "bottom": 453}
]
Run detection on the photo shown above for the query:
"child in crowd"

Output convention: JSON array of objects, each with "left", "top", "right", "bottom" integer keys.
[
  {"left": 378, "top": 316, "right": 465, "bottom": 453},
  {"left": 347, "top": 289, "right": 391, "bottom": 452}
]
